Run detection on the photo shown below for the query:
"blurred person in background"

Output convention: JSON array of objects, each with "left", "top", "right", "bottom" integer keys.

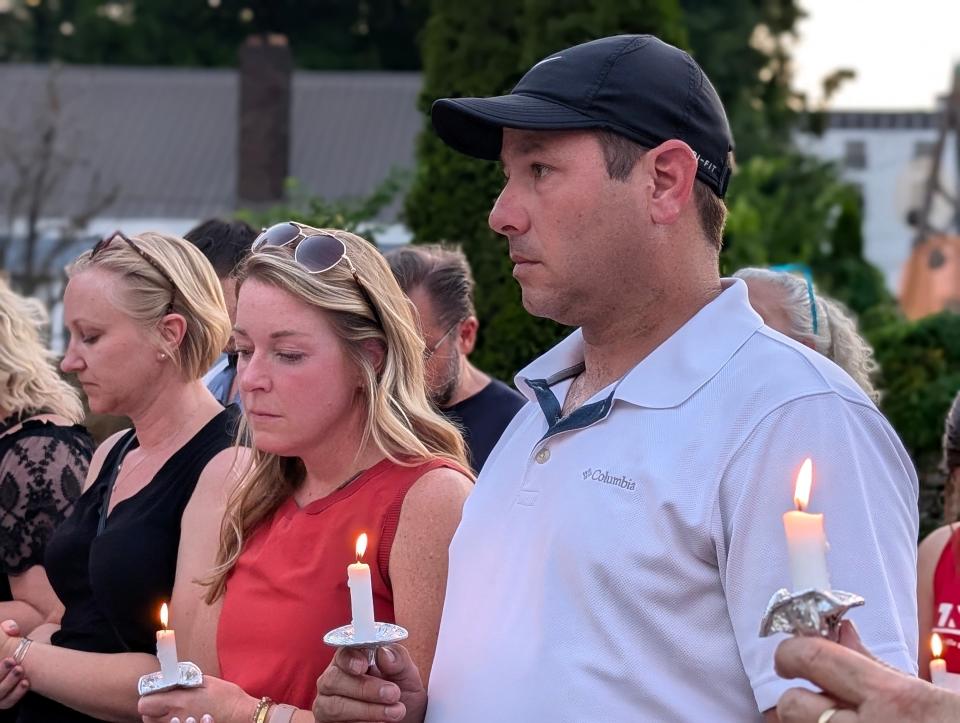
[
  {"left": 917, "top": 391, "right": 960, "bottom": 679},
  {"left": 0, "top": 278, "right": 94, "bottom": 723},
  {"left": 186, "top": 218, "right": 258, "bottom": 406},
  {"left": 0, "top": 232, "right": 246, "bottom": 722},
  {"left": 734, "top": 266, "right": 881, "bottom": 403},
  {"left": 387, "top": 245, "right": 525, "bottom": 471}
]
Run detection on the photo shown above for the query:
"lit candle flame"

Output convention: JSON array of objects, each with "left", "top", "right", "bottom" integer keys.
[
  {"left": 933, "top": 632, "right": 944, "bottom": 659},
  {"left": 356, "top": 533, "right": 368, "bottom": 562},
  {"left": 160, "top": 602, "right": 169, "bottom": 630},
  {"left": 793, "top": 458, "right": 814, "bottom": 511}
]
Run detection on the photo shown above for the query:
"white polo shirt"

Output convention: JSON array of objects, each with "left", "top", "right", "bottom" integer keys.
[{"left": 425, "top": 279, "right": 918, "bottom": 723}]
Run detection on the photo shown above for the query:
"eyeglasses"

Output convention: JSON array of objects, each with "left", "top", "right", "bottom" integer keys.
[
  {"left": 252, "top": 222, "right": 384, "bottom": 329},
  {"left": 92, "top": 231, "right": 177, "bottom": 314},
  {"left": 770, "top": 263, "right": 819, "bottom": 335},
  {"left": 424, "top": 319, "right": 463, "bottom": 359}
]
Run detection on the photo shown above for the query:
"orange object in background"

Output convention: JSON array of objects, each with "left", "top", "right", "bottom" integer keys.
[{"left": 900, "top": 234, "right": 960, "bottom": 319}]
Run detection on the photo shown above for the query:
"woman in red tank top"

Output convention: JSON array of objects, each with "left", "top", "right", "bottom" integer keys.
[
  {"left": 138, "top": 225, "right": 473, "bottom": 723},
  {"left": 919, "top": 392, "right": 960, "bottom": 679}
]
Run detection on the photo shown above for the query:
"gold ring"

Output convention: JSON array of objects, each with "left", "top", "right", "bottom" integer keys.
[{"left": 818, "top": 708, "right": 838, "bottom": 723}]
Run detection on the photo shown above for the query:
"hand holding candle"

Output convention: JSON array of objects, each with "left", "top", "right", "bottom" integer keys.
[
  {"left": 782, "top": 458, "right": 831, "bottom": 591},
  {"left": 155, "top": 603, "right": 179, "bottom": 685},
  {"left": 348, "top": 533, "right": 376, "bottom": 641}
]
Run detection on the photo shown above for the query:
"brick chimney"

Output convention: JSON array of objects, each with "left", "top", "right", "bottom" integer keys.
[{"left": 237, "top": 34, "right": 292, "bottom": 204}]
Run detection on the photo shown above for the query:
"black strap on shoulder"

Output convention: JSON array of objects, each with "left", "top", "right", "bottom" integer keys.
[
  {"left": 96, "top": 431, "right": 138, "bottom": 536},
  {"left": 94, "top": 430, "right": 138, "bottom": 652}
]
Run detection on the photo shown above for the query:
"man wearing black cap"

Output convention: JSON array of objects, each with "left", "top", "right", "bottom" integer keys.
[{"left": 313, "top": 35, "right": 918, "bottom": 723}]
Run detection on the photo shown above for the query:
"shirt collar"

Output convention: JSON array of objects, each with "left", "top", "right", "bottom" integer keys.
[{"left": 515, "top": 278, "right": 763, "bottom": 409}]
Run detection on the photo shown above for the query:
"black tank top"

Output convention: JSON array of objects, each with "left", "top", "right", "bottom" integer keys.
[{"left": 18, "top": 406, "right": 238, "bottom": 723}]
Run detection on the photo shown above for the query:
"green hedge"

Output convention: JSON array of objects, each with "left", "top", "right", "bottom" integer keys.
[{"left": 870, "top": 312, "right": 960, "bottom": 536}]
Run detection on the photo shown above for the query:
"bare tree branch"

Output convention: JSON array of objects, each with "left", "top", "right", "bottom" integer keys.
[{"left": 0, "top": 65, "right": 117, "bottom": 295}]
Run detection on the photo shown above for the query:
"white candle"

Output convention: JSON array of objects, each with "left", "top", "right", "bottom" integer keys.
[
  {"left": 156, "top": 603, "right": 179, "bottom": 685},
  {"left": 782, "top": 458, "right": 831, "bottom": 591},
  {"left": 348, "top": 533, "right": 376, "bottom": 641},
  {"left": 928, "top": 633, "right": 960, "bottom": 691},
  {"left": 932, "top": 634, "right": 948, "bottom": 686}
]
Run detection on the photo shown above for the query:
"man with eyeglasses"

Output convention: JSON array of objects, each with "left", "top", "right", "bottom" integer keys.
[{"left": 387, "top": 244, "right": 525, "bottom": 471}]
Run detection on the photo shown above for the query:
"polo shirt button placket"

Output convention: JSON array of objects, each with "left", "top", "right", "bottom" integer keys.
[{"left": 534, "top": 448, "right": 551, "bottom": 464}]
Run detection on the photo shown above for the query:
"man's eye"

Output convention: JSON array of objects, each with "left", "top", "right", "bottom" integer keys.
[{"left": 532, "top": 163, "right": 550, "bottom": 178}]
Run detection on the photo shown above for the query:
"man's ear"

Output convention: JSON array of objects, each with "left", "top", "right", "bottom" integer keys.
[
  {"left": 645, "top": 139, "right": 698, "bottom": 226},
  {"left": 458, "top": 317, "right": 479, "bottom": 356}
]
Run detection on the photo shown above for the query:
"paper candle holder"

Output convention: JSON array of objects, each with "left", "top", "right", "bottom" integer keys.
[
  {"left": 324, "top": 621, "right": 409, "bottom": 668},
  {"left": 138, "top": 661, "right": 204, "bottom": 696},
  {"left": 759, "top": 588, "right": 865, "bottom": 641}
]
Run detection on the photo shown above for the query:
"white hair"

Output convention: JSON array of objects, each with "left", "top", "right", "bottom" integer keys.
[{"left": 734, "top": 267, "right": 881, "bottom": 403}]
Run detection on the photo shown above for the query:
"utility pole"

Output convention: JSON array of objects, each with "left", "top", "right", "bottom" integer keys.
[
  {"left": 900, "top": 65, "right": 960, "bottom": 320},
  {"left": 913, "top": 63, "right": 960, "bottom": 246}
]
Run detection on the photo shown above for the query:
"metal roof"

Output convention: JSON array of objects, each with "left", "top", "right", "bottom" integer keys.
[{"left": 0, "top": 64, "right": 424, "bottom": 221}]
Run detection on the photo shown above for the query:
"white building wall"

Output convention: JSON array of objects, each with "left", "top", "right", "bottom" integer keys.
[{"left": 795, "top": 119, "right": 958, "bottom": 293}]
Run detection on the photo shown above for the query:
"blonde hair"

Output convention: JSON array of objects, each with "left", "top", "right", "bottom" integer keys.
[
  {"left": 68, "top": 232, "right": 230, "bottom": 380},
  {"left": 0, "top": 277, "right": 85, "bottom": 423},
  {"left": 205, "top": 228, "right": 471, "bottom": 602},
  {"left": 734, "top": 267, "right": 881, "bottom": 403}
]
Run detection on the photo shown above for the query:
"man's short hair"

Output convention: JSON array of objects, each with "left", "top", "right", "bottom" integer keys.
[
  {"left": 595, "top": 130, "right": 727, "bottom": 250},
  {"left": 184, "top": 218, "right": 257, "bottom": 278},
  {"left": 386, "top": 244, "right": 476, "bottom": 329}
]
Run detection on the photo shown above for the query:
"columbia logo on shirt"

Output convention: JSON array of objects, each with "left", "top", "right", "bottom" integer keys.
[{"left": 582, "top": 467, "right": 636, "bottom": 491}]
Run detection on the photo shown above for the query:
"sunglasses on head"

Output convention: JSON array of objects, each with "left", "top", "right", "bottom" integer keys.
[
  {"left": 252, "top": 222, "right": 384, "bottom": 329},
  {"left": 92, "top": 231, "right": 177, "bottom": 314}
]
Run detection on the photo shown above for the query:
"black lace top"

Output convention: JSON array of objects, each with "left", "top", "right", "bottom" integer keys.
[{"left": 0, "top": 412, "right": 93, "bottom": 599}]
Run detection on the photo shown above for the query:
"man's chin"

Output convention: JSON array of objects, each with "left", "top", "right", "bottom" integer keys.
[{"left": 520, "top": 290, "right": 569, "bottom": 325}]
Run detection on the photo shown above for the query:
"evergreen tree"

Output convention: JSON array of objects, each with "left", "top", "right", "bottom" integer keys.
[{"left": 403, "top": 0, "right": 541, "bottom": 381}]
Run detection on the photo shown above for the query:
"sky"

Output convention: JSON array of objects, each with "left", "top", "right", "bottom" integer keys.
[{"left": 792, "top": 0, "right": 960, "bottom": 109}]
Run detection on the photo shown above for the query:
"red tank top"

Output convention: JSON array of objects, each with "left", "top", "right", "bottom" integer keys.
[
  {"left": 933, "top": 526, "right": 960, "bottom": 671},
  {"left": 217, "top": 457, "right": 457, "bottom": 709}
]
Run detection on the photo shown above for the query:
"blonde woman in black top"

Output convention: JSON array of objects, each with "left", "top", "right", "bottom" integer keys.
[{"left": 0, "top": 234, "right": 249, "bottom": 722}]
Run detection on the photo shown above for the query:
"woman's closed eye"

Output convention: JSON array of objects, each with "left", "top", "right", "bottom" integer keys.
[{"left": 275, "top": 351, "right": 305, "bottom": 363}]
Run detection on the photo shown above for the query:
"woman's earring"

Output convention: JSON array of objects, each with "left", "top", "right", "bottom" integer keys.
[{"left": 158, "top": 352, "right": 167, "bottom": 361}]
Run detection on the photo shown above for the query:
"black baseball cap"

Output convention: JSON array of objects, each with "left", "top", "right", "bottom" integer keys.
[{"left": 431, "top": 34, "right": 734, "bottom": 198}]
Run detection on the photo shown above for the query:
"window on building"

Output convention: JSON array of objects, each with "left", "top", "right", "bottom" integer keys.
[{"left": 843, "top": 140, "right": 867, "bottom": 170}]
